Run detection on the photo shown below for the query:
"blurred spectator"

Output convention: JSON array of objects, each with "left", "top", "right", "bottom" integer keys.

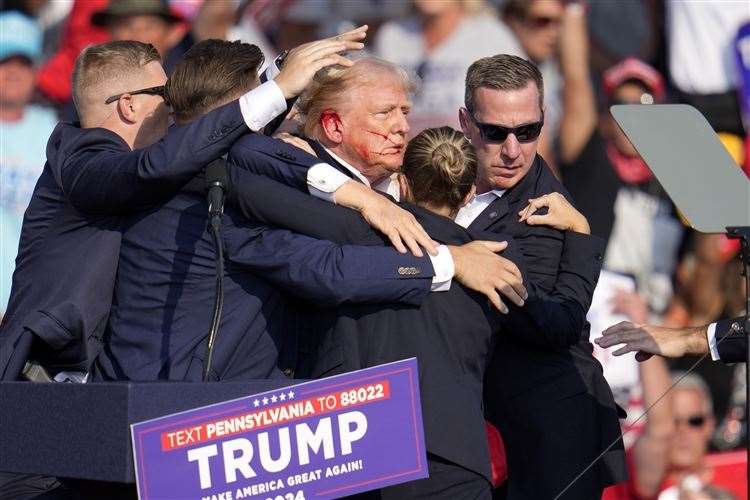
[
  {"left": 587, "top": 0, "right": 657, "bottom": 74},
  {"left": 501, "top": 0, "right": 564, "bottom": 166},
  {"left": 558, "top": 49, "right": 683, "bottom": 314},
  {"left": 374, "top": 0, "right": 522, "bottom": 135},
  {"left": 37, "top": 0, "right": 108, "bottom": 106},
  {"left": 667, "top": 0, "right": 748, "bottom": 137},
  {"left": 91, "top": 0, "right": 188, "bottom": 74},
  {"left": 0, "top": 11, "right": 57, "bottom": 312},
  {"left": 612, "top": 373, "right": 739, "bottom": 499}
]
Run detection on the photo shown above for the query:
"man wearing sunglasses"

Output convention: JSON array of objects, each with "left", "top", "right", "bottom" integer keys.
[
  {"left": 456, "top": 54, "right": 626, "bottom": 499},
  {"left": 0, "top": 29, "right": 365, "bottom": 383}
]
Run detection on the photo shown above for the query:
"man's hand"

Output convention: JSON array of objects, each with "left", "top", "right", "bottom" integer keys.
[
  {"left": 274, "top": 25, "right": 368, "bottom": 100},
  {"left": 274, "top": 132, "right": 317, "bottom": 156},
  {"left": 518, "top": 192, "right": 590, "bottom": 234},
  {"left": 449, "top": 241, "right": 527, "bottom": 313},
  {"left": 334, "top": 181, "right": 437, "bottom": 257},
  {"left": 595, "top": 321, "right": 709, "bottom": 361}
]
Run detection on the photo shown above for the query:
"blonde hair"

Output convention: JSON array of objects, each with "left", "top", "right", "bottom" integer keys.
[
  {"left": 296, "top": 57, "right": 415, "bottom": 139},
  {"left": 402, "top": 127, "right": 477, "bottom": 212},
  {"left": 72, "top": 41, "right": 161, "bottom": 122}
]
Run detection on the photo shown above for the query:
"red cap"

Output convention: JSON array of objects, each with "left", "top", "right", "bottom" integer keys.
[{"left": 602, "top": 57, "right": 665, "bottom": 102}]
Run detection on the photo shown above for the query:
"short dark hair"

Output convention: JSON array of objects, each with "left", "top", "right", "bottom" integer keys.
[
  {"left": 166, "top": 39, "right": 264, "bottom": 123},
  {"left": 464, "top": 54, "right": 544, "bottom": 113},
  {"left": 72, "top": 40, "right": 160, "bottom": 117}
]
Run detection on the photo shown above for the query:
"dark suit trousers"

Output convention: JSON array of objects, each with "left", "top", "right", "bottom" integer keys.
[{"left": 347, "top": 454, "right": 491, "bottom": 500}]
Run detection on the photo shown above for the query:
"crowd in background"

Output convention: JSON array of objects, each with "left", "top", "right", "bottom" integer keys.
[{"left": 1, "top": 0, "right": 749, "bottom": 497}]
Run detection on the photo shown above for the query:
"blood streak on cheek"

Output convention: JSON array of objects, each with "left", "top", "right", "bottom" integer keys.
[{"left": 365, "top": 129, "right": 397, "bottom": 155}]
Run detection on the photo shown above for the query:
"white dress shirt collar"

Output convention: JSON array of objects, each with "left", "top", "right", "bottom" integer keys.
[
  {"left": 324, "top": 147, "right": 400, "bottom": 200},
  {"left": 454, "top": 189, "right": 506, "bottom": 228}
]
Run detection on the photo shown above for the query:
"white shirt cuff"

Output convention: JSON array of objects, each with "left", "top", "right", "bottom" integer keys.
[
  {"left": 307, "top": 163, "right": 352, "bottom": 203},
  {"left": 238, "top": 80, "right": 287, "bottom": 132},
  {"left": 429, "top": 244, "right": 454, "bottom": 292},
  {"left": 706, "top": 322, "right": 720, "bottom": 361}
]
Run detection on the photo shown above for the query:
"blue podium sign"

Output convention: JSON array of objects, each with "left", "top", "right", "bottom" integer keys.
[{"left": 131, "top": 358, "right": 427, "bottom": 499}]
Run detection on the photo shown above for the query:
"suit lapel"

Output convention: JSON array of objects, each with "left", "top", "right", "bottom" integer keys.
[
  {"left": 468, "top": 196, "right": 509, "bottom": 232},
  {"left": 468, "top": 156, "right": 544, "bottom": 232}
]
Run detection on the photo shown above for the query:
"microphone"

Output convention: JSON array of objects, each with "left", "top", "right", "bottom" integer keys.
[
  {"left": 205, "top": 158, "right": 227, "bottom": 222},
  {"left": 203, "top": 158, "right": 227, "bottom": 381}
]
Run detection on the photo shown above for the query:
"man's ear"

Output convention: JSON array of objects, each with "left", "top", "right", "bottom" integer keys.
[
  {"left": 320, "top": 110, "right": 344, "bottom": 145},
  {"left": 460, "top": 184, "right": 476, "bottom": 208},
  {"left": 397, "top": 173, "right": 412, "bottom": 202},
  {"left": 458, "top": 108, "right": 471, "bottom": 136},
  {"left": 116, "top": 95, "right": 138, "bottom": 124}
]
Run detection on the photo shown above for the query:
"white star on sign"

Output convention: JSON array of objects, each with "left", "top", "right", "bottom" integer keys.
[
  {"left": 253, "top": 399, "right": 260, "bottom": 408},
  {"left": 271, "top": 395, "right": 278, "bottom": 403},
  {"left": 279, "top": 393, "right": 286, "bottom": 401},
  {"left": 287, "top": 390, "right": 295, "bottom": 400},
  {"left": 262, "top": 397, "right": 269, "bottom": 405}
]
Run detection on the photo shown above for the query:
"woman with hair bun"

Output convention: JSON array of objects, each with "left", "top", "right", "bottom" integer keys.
[{"left": 226, "top": 126, "right": 597, "bottom": 498}]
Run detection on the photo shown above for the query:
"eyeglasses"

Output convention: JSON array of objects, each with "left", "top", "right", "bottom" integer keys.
[
  {"left": 675, "top": 415, "right": 707, "bottom": 428},
  {"left": 525, "top": 15, "right": 561, "bottom": 30},
  {"left": 105, "top": 85, "right": 166, "bottom": 105},
  {"left": 468, "top": 111, "right": 544, "bottom": 143}
]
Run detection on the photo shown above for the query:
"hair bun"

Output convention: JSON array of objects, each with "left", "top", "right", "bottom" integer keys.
[{"left": 430, "top": 141, "right": 464, "bottom": 183}]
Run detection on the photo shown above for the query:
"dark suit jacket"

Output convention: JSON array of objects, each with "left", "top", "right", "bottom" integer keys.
[
  {"left": 224, "top": 135, "right": 612, "bottom": 485},
  {"left": 0, "top": 101, "right": 250, "bottom": 380},
  {"left": 92, "top": 133, "right": 435, "bottom": 382},
  {"left": 716, "top": 317, "right": 747, "bottom": 363},
  {"left": 471, "top": 156, "right": 626, "bottom": 497}
]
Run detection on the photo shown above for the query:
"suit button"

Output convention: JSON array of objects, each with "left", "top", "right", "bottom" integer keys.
[
  {"left": 283, "top": 368, "right": 294, "bottom": 377},
  {"left": 398, "top": 266, "right": 420, "bottom": 276},
  {"left": 730, "top": 322, "right": 743, "bottom": 335},
  {"left": 220, "top": 126, "right": 229, "bottom": 134}
]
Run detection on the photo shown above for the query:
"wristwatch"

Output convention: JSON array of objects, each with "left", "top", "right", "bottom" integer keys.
[{"left": 276, "top": 50, "right": 290, "bottom": 70}]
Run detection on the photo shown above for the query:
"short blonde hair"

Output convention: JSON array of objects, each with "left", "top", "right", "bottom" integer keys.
[
  {"left": 72, "top": 41, "right": 160, "bottom": 120},
  {"left": 296, "top": 57, "right": 415, "bottom": 139}
]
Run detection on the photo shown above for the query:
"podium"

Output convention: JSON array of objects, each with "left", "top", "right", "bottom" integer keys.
[{"left": 0, "top": 380, "right": 295, "bottom": 486}]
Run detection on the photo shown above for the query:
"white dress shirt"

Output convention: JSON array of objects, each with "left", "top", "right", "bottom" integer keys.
[
  {"left": 306, "top": 155, "right": 454, "bottom": 291},
  {"left": 237, "top": 79, "right": 287, "bottom": 132},
  {"left": 454, "top": 189, "right": 506, "bottom": 228},
  {"left": 706, "top": 323, "right": 720, "bottom": 361}
]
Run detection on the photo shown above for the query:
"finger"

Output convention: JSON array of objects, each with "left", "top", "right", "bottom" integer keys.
[
  {"left": 387, "top": 230, "right": 407, "bottom": 254},
  {"left": 496, "top": 281, "right": 525, "bottom": 307},
  {"left": 478, "top": 240, "right": 508, "bottom": 253},
  {"left": 601, "top": 321, "right": 635, "bottom": 336},
  {"left": 401, "top": 230, "right": 424, "bottom": 258},
  {"left": 486, "top": 289, "right": 509, "bottom": 314},
  {"left": 519, "top": 199, "right": 544, "bottom": 221},
  {"left": 635, "top": 351, "right": 654, "bottom": 362},
  {"left": 409, "top": 218, "right": 438, "bottom": 255},
  {"left": 499, "top": 260, "right": 523, "bottom": 280},
  {"left": 612, "top": 345, "right": 636, "bottom": 357},
  {"left": 305, "top": 41, "right": 363, "bottom": 60},
  {"left": 330, "top": 25, "right": 368, "bottom": 42},
  {"left": 595, "top": 334, "right": 623, "bottom": 348},
  {"left": 312, "top": 54, "right": 354, "bottom": 72}
]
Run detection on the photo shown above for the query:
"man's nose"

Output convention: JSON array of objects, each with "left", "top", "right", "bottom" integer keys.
[
  {"left": 393, "top": 110, "right": 409, "bottom": 136},
  {"left": 501, "top": 133, "right": 521, "bottom": 160}
]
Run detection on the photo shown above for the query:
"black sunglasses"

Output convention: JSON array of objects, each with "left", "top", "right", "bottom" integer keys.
[
  {"left": 675, "top": 415, "right": 707, "bottom": 428},
  {"left": 105, "top": 85, "right": 166, "bottom": 105},
  {"left": 468, "top": 112, "right": 544, "bottom": 143}
]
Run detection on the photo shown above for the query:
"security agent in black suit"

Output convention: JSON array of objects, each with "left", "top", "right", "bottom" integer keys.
[
  {"left": 597, "top": 317, "right": 748, "bottom": 364},
  {"left": 457, "top": 54, "right": 626, "bottom": 499},
  {"left": 0, "top": 28, "right": 368, "bottom": 382},
  {"left": 223, "top": 127, "right": 607, "bottom": 499}
]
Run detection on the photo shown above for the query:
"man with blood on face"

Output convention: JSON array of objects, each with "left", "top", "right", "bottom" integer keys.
[{"left": 302, "top": 58, "right": 413, "bottom": 189}]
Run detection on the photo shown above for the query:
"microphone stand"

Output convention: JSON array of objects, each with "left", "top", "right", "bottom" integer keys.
[
  {"left": 726, "top": 225, "right": 750, "bottom": 497},
  {"left": 203, "top": 160, "right": 228, "bottom": 381}
]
